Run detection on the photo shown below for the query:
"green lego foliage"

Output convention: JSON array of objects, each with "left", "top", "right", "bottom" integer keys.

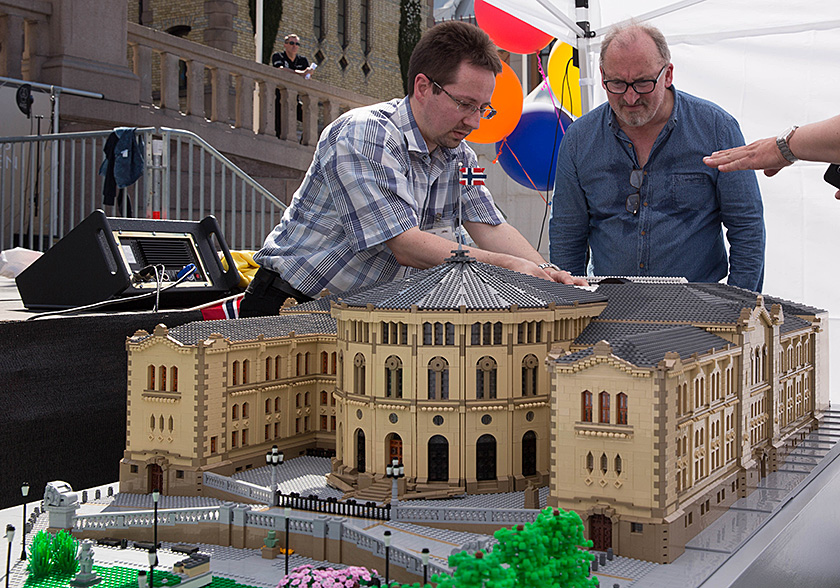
[
  {"left": 416, "top": 507, "right": 596, "bottom": 588},
  {"left": 26, "top": 531, "right": 53, "bottom": 579},
  {"left": 51, "top": 531, "right": 80, "bottom": 576}
]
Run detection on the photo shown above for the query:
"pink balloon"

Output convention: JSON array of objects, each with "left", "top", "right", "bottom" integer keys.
[{"left": 474, "top": 0, "right": 553, "bottom": 55}]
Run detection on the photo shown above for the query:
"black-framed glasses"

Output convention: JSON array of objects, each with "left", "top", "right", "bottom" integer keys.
[
  {"left": 626, "top": 169, "right": 644, "bottom": 215},
  {"left": 430, "top": 79, "right": 497, "bottom": 120},
  {"left": 285, "top": 41, "right": 300, "bottom": 46},
  {"left": 604, "top": 64, "right": 668, "bottom": 95}
]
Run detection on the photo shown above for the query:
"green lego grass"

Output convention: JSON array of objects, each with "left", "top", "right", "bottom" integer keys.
[{"left": 22, "top": 566, "right": 260, "bottom": 588}]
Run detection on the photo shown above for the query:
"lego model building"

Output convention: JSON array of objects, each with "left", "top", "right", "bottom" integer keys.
[{"left": 119, "top": 252, "right": 828, "bottom": 563}]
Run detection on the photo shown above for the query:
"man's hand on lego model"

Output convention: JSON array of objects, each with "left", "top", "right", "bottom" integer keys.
[
  {"left": 704, "top": 137, "right": 791, "bottom": 177},
  {"left": 544, "top": 265, "right": 589, "bottom": 286}
]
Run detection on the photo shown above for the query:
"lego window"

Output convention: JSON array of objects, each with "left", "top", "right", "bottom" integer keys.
[
  {"left": 493, "top": 322, "right": 503, "bottom": 345},
  {"left": 614, "top": 454, "right": 622, "bottom": 475},
  {"left": 305, "top": 392, "right": 311, "bottom": 406},
  {"left": 296, "top": 393, "right": 301, "bottom": 408},
  {"left": 331, "top": 352, "right": 337, "bottom": 374},
  {"left": 147, "top": 365, "right": 155, "bottom": 390},
  {"left": 150, "top": 414, "right": 156, "bottom": 430},
  {"left": 168, "top": 416, "right": 174, "bottom": 432},
  {"left": 354, "top": 353, "right": 366, "bottom": 395},
  {"left": 304, "top": 352, "right": 311, "bottom": 375},
  {"left": 476, "top": 434, "right": 497, "bottom": 481},
  {"left": 275, "top": 356, "right": 281, "bottom": 379},
  {"left": 428, "top": 357, "right": 449, "bottom": 400},
  {"left": 274, "top": 423, "right": 280, "bottom": 438},
  {"left": 266, "top": 399, "right": 271, "bottom": 414},
  {"left": 275, "top": 396, "right": 280, "bottom": 412},
  {"left": 382, "top": 322, "right": 390, "bottom": 344},
  {"left": 385, "top": 355, "right": 403, "bottom": 398},
  {"left": 232, "top": 404, "right": 239, "bottom": 419},
  {"left": 581, "top": 391, "right": 593, "bottom": 422},
  {"left": 322, "top": 351, "right": 329, "bottom": 374},
  {"left": 521, "top": 354, "right": 539, "bottom": 396},
  {"left": 476, "top": 356, "right": 497, "bottom": 399},
  {"left": 171, "top": 367, "right": 178, "bottom": 392},
  {"left": 322, "top": 415, "right": 329, "bottom": 430},
  {"left": 321, "top": 390, "right": 328, "bottom": 405},
  {"left": 471, "top": 323, "right": 481, "bottom": 345},
  {"left": 159, "top": 415, "right": 164, "bottom": 430},
  {"left": 355, "top": 429, "right": 366, "bottom": 473},
  {"left": 210, "top": 436, "right": 217, "bottom": 453},
  {"left": 586, "top": 452, "right": 594, "bottom": 473},
  {"left": 617, "top": 393, "right": 628, "bottom": 425},
  {"left": 631, "top": 522, "right": 643, "bottom": 534},
  {"left": 522, "top": 431, "right": 536, "bottom": 476},
  {"left": 265, "top": 424, "right": 270, "bottom": 439},
  {"left": 242, "top": 429, "right": 249, "bottom": 446},
  {"left": 231, "top": 430, "right": 238, "bottom": 448},
  {"left": 600, "top": 453, "right": 608, "bottom": 474},
  {"left": 331, "top": 416, "right": 336, "bottom": 430},
  {"left": 242, "top": 359, "right": 249, "bottom": 384},
  {"left": 232, "top": 361, "right": 239, "bottom": 386},
  {"left": 434, "top": 322, "right": 444, "bottom": 345},
  {"left": 159, "top": 365, "right": 167, "bottom": 391},
  {"left": 265, "top": 357, "right": 271, "bottom": 380},
  {"left": 242, "top": 402, "right": 249, "bottom": 418},
  {"left": 599, "top": 391, "right": 610, "bottom": 423}
]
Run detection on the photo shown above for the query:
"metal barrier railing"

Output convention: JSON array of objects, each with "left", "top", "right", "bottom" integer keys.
[{"left": 0, "top": 126, "right": 287, "bottom": 252}]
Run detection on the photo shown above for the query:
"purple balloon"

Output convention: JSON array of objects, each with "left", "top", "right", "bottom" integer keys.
[{"left": 496, "top": 102, "right": 574, "bottom": 191}]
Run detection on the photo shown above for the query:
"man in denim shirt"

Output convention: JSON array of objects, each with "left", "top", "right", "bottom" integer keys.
[
  {"left": 549, "top": 23, "right": 765, "bottom": 291},
  {"left": 241, "top": 22, "right": 584, "bottom": 317}
]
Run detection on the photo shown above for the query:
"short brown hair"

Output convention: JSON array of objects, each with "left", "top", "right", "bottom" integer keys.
[
  {"left": 600, "top": 22, "right": 671, "bottom": 68},
  {"left": 407, "top": 21, "right": 502, "bottom": 96}
]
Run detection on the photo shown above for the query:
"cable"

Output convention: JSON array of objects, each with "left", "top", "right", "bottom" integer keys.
[{"left": 26, "top": 265, "right": 197, "bottom": 320}]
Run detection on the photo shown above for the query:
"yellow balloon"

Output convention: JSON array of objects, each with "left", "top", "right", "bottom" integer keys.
[{"left": 547, "top": 42, "right": 582, "bottom": 119}]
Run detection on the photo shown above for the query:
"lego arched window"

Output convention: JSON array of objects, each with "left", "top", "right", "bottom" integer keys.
[
  {"left": 586, "top": 451, "right": 594, "bottom": 473},
  {"left": 275, "top": 356, "right": 281, "bottom": 379},
  {"left": 614, "top": 454, "right": 622, "bottom": 475},
  {"left": 476, "top": 356, "right": 497, "bottom": 399},
  {"left": 331, "top": 352, "right": 337, "bottom": 374},
  {"left": 321, "top": 390, "right": 328, "bottom": 405},
  {"left": 159, "top": 415, "right": 164, "bottom": 431},
  {"left": 581, "top": 391, "right": 593, "bottom": 422},
  {"left": 295, "top": 393, "right": 301, "bottom": 408},
  {"left": 305, "top": 392, "right": 311, "bottom": 406},
  {"left": 522, "top": 431, "right": 537, "bottom": 477},
  {"left": 159, "top": 365, "right": 167, "bottom": 391},
  {"left": 617, "top": 393, "right": 628, "bottom": 425},
  {"left": 355, "top": 429, "right": 366, "bottom": 473},
  {"left": 598, "top": 391, "right": 610, "bottom": 424},
  {"left": 493, "top": 322, "right": 503, "bottom": 344},
  {"left": 232, "top": 361, "right": 240, "bottom": 386},
  {"left": 242, "top": 402, "right": 249, "bottom": 418},
  {"left": 600, "top": 453, "right": 608, "bottom": 474},
  {"left": 423, "top": 322, "right": 432, "bottom": 345},
  {"left": 242, "top": 360, "right": 249, "bottom": 384},
  {"left": 428, "top": 435, "right": 449, "bottom": 482},
  {"left": 170, "top": 367, "right": 178, "bottom": 392},
  {"left": 354, "top": 353, "right": 366, "bottom": 395},
  {"left": 232, "top": 404, "right": 239, "bottom": 420},
  {"left": 322, "top": 351, "right": 329, "bottom": 374},
  {"left": 274, "top": 396, "right": 280, "bottom": 412},
  {"left": 471, "top": 323, "right": 481, "bottom": 345},
  {"left": 304, "top": 352, "right": 311, "bottom": 375},
  {"left": 385, "top": 355, "right": 403, "bottom": 398},
  {"left": 434, "top": 322, "right": 444, "bottom": 345},
  {"left": 150, "top": 414, "right": 156, "bottom": 430},
  {"left": 476, "top": 434, "right": 497, "bottom": 481},
  {"left": 296, "top": 354, "right": 302, "bottom": 376},
  {"left": 521, "top": 354, "right": 539, "bottom": 396},
  {"left": 265, "top": 357, "right": 272, "bottom": 380},
  {"left": 148, "top": 365, "right": 155, "bottom": 390},
  {"left": 265, "top": 398, "right": 271, "bottom": 414},
  {"left": 428, "top": 357, "right": 449, "bottom": 400},
  {"left": 168, "top": 416, "right": 174, "bottom": 432}
]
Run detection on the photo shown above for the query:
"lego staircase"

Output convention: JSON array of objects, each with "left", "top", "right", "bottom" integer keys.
[{"left": 351, "top": 478, "right": 394, "bottom": 504}]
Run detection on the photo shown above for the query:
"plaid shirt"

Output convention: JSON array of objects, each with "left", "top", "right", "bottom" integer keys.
[{"left": 254, "top": 97, "right": 504, "bottom": 297}]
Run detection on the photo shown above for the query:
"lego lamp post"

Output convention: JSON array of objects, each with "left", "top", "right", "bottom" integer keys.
[
  {"left": 283, "top": 506, "right": 291, "bottom": 578},
  {"left": 147, "top": 547, "right": 156, "bottom": 588},
  {"left": 266, "top": 445, "right": 284, "bottom": 507},
  {"left": 5, "top": 525, "right": 15, "bottom": 588},
  {"left": 20, "top": 482, "right": 29, "bottom": 560},
  {"left": 421, "top": 547, "right": 429, "bottom": 585},
  {"left": 151, "top": 489, "right": 160, "bottom": 587},
  {"left": 383, "top": 530, "right": 392, "bottom": 587},
  {"left": 386, "top": 458, "right": 404, "bottom": 505}
]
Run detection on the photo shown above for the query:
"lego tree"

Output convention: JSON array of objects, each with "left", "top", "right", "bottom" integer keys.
[{"left": 428, "top": 507, "right": 597, "bottom": 588}]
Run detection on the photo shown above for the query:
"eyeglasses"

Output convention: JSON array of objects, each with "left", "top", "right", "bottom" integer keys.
[
  {"left": 285, "top": 41, "right": 300, "bottom": 46},
  {"left": 430, "top": 80, "right": 497, "bottom": 120},
  {"left": 626, "top": 169, "right": 644, "bottom": 215},
  {"left": 604, "top": 64, "right": 668, "bottom": 95}
]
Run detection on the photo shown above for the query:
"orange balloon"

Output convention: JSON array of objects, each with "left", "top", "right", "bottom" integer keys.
[{"left": 466, "top": 61, "right": 523, "bottom": 145}]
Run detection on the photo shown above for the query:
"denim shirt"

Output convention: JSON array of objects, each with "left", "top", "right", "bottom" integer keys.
[{"left": 549, "top": 88, "right": 765, "bottom": 291}]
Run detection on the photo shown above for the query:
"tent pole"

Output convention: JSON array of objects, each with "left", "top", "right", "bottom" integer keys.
[{"left": 575, "top": 0, "right": 595, "bottom": 114}]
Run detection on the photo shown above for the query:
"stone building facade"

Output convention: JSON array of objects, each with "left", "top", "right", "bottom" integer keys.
[{"left": 126, "top": 0, "right": 429, "bottom": 101}]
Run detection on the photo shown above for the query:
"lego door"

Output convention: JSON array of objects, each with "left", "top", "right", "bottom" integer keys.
[
  {"left": 148, "top": 464, "right": 163, "bottom": 493},
  {"left": 428, "top": 435, "right": 449, "bottom": 481},
  {"left": 356, "top": 429, "right": 366, "bottom": 473},
  {"left": 476, "top": 434, "right": 497, "bottom": 481},
  {"left": 589, "top": 514, "right": 612, "bottom": 551},
  {"left": 389, "top": 435, "right": 403, "bottom": 464}
]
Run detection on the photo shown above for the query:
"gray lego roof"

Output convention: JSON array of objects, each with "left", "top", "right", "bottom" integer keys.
[
  {"left": 162, "top": 314, "right": 337, "bottom": 345},
  {"left": 559, "top": 325, "right": 733, "bottom": 368},
  {"left": 336, "top": 251, "right": 608, "bottom": 310}
]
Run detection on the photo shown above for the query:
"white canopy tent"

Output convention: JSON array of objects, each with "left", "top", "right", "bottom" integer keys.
[{"left": 485, "top": 0, "right": 840, "bottom": 398}]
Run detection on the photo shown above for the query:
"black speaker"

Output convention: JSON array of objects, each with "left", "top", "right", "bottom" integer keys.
[{"left": 16, "top": 210, "right": 241, "bottom": 309}]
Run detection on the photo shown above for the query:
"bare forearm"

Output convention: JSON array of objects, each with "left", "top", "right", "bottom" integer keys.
[{"left": 788, "top": 116, "right": 840, "bottom": 164}]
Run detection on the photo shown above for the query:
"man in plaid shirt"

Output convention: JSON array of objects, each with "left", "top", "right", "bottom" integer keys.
[{"left": 240, "top": 21, "right": 584, "bottom": 317}]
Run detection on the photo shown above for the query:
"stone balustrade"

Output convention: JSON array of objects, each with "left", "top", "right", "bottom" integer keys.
[
  {"left": 126, "top": 22, "right": 373, "bottom": 147},
  {"left": 0, "top": 0, "right": 51, "bottom": 80}
]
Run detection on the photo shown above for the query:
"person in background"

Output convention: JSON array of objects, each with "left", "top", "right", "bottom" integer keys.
[
  {"left": 704, "top": 115, "right": 840, "bottom": 198},
  {"left": 271, "top": 34, "right": 315, "bottom": 77},
  {"left": 239, "top": 21, "right": 584, "bottom": 318},
  {"left": 549, "top": 22, "right": 765, "bottom": 292}
]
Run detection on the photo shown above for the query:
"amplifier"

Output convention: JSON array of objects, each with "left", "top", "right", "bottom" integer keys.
[{"left": 16, "top": 210, "right": 241, "bottom": 309}]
